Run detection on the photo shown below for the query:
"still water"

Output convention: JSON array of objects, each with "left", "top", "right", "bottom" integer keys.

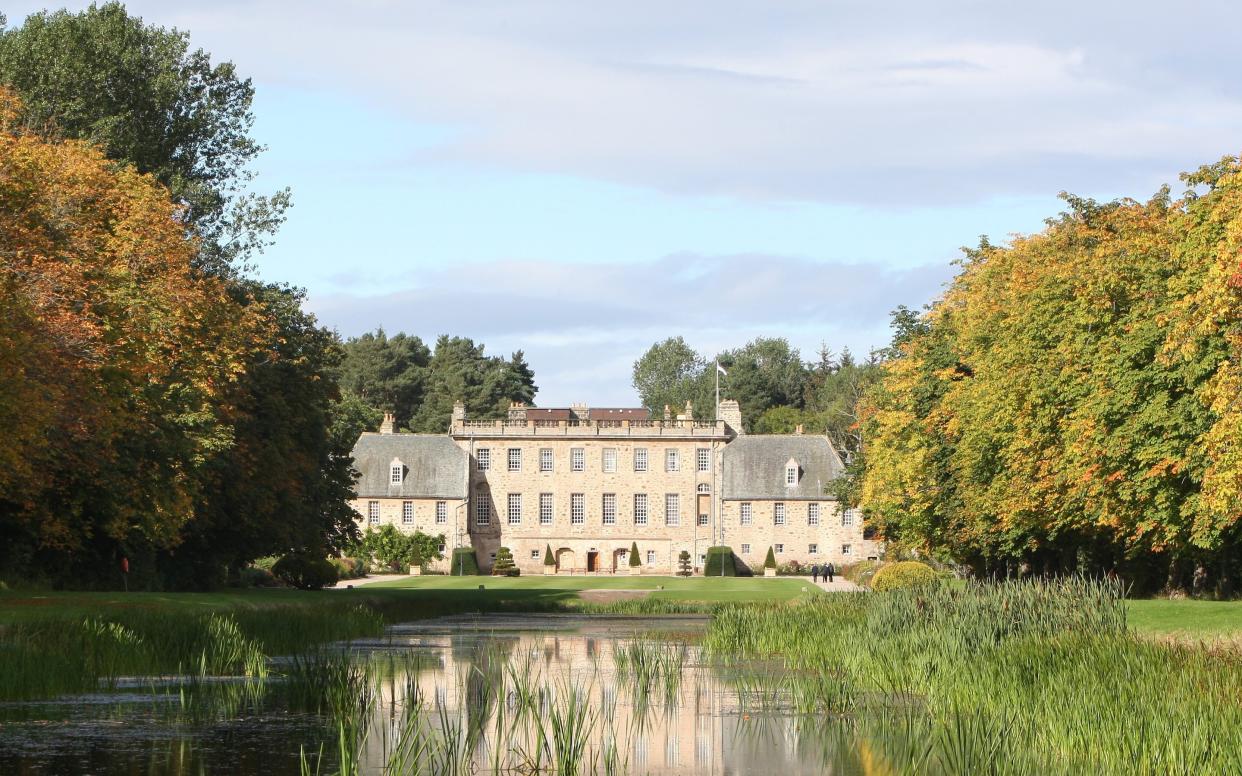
[{"left": 0, "top": 614, "right": 862, "bottom": 775}]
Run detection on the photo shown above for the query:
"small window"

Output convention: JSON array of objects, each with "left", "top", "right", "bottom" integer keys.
[
  {"left": 475, "top": 498, "right": 491, "bottom": 526},
  {"left": 571, "top": 448, "right": 585, "bottom": 472},
  {"left": 775, "top": 543, "right": 785, "bottom": 554},
  {"left": 571, "top": 493, "right": 585, "bottom": 524},
  {"left": 435, "top": 501, "right": 447, "bottom": 524},
  {"left": 646, "top": 550, "right": 656, "bottom": 565},
  {"left": 531, "top": 549, "right": 541, "bottom": 560},
  {"left": 698, "top": 553, "right": 706, "bottom": 565},
  {"left": 785, "top": 465, "right": 797, "bottom": 486},
  {"left": 507, "top": 493, "right": 522, "bottom": 525},
  {"left": 367, "top": 501, "right": 380, "bottom": 526},
  {"left": 842, "top": 508, "right": 857, "bottom": 527},
  {"left": 634, "top": 447, "right": 649, "bottom": 472},
  {"left": 602, "top": 493, "right": 617, "bottom": 525},
  {"left": 665, "top": 493, "right": 680, "bottom": 526},
  {"left": 665, "top": 449, "right": 680, "bottom": 472},
  {"left": 603, "top": 448, "right": 617, "bottom": 473},
  {"left": 774, "top": 503, "right": 786, "bottom": 526},
  {"left": 696, "top": 448, "right": 710, "bottom": 472},
  {"left": 808, "top": 503, "right": 820, "bottom": 526},
  {"left": 539, "top": 448, "right": 553, "bottom": 473},
  {"left": 476, "top": 449, "right": 491, "bottom": 471},
  {"left": 808, "top": 543, "right": 819, "bottom": 554},
  {"left": 741, "top": 543, "right": 751, "bottom": 555},
  {"left": 697, "top": 513, "right": 708, "bottom": 526},
  {"left": 508, "top": 448, "right": 522, "bottom": 472},
  {"left": 540, "top": 493, "right": 553, "bottom": 525},
  {"left": 842, "top": 544, "right": 853, "bottom": 556},
  {"left": 402, "top": 501, "right": 413, "bottom": 525},
  {"left": 696, "top": 483, "right": 710, "bottom": 494},
  {"left": 740, "top": 503, "right": 752, "bottom": 526},
  {"left": 391, "top": 463, "right": 403, "bottom": 484},
  {"left": 634, "top": 493, "right": 648, "bottom": 526}
]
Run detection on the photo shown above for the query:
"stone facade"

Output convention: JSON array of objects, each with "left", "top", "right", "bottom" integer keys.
[{"left": 349, "top": 399, "right": 881, "bottom": 574}]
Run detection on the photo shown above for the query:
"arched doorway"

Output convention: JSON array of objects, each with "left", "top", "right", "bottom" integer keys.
[
  {"left": 555, "top": 548, "right": 575, "bottom": 573},
  {"left": 611, "top": 547, "right": 628, "bottom": 572}
]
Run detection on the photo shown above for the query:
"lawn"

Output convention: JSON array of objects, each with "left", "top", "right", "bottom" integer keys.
[
  {"left": 0, "top": 576, "right": 812, "bottom": 626},
  {"left": 368, "top": 573, "right": 815, "bottom": 602},
  {"left": 1126, "top": 598, "right": 1242, "bottom": 637}
]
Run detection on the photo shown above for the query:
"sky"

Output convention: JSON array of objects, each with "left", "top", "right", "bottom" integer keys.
[{"left": 9, "top": 1, "right": 1242, "bottom": 405}]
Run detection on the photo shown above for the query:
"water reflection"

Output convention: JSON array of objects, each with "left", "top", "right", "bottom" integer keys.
[{"left": 0, "top": 613, "right": 869, "bottom": 775}]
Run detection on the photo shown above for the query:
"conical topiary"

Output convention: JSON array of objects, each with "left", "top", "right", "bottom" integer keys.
[
  {"left": 543, "top": 544, "right": 555, "bottom": 566},
  {"left": 629, "top": 541, "right": 641, "bottom": 567},
  {"left": 764, "top": 546, "right": 777, "bottom": 569}
]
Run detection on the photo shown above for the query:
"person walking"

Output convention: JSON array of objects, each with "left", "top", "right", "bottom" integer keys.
[
  {"left": 825, "top": 562, "right": 835, "bottom": 584},
  {"left": 811, "top": 563, "right": 820, "bottom": 583}
]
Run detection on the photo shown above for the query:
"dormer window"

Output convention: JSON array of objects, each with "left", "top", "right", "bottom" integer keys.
[
  {"left": 784, "top": 457, "right": 800, "bottom": 487},
  {"left": 390, "top": 458, "right": 404, "bottom": 485}
]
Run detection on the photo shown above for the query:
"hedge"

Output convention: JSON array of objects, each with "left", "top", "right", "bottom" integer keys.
[
  {"left": 704, "top": 546, "right": 738, "bottom": 576},
  {"left": 871, "top": 561, "right": 939, "bottom": 592},
  {"left": 449, "top": 547, "right": 480, "bottom": 576}
]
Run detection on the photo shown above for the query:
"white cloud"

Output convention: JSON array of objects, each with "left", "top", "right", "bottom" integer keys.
[{"left": 307, "top": 252, "right": 952, "bottom": 404}]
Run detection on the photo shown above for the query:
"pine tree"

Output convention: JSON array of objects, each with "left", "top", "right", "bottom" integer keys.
[
  {"left": 629, "top": 541, "right": 642, "bottom": 568},
  {"left": 764, "top": 546, "right": 777, "bottom": 570},
  {"left": 492, "top": 546, "right": 516, "bottom": 576}
]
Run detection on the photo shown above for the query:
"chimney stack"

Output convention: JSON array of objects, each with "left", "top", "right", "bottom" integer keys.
[{"left": 379, "top": 412, "right": 395, "bottom": 434}]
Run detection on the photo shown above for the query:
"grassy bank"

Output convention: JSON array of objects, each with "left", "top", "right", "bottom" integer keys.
[
  {"left": 704, "top": 579, "right": 1242, "bottom": 775},
  {"left": 369, "top": 574, "right": 817, "bottom": 601}
]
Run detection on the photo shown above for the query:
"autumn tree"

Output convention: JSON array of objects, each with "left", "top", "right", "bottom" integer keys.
[{"left": 0, "top": 88, "right": 255, "bottom": 583}]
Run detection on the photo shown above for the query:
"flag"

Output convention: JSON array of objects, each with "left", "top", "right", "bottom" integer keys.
[{"left": 716, "top": 362, "right": 728, "bottom": 376}]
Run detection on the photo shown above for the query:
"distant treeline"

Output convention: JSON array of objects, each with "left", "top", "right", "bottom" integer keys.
[{"left": 0, "top": 5, "right": 534, "bottom": 590}]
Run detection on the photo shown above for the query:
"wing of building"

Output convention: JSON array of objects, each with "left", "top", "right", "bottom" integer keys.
[{"left": 348, "top": 400, "right": 880, "bottom": 574}]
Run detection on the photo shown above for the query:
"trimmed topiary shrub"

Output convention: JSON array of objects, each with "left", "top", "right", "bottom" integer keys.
[
  {"left": 449, "top": 547, "right": 480, "bottom": 576},
  {"left": 704, "top": 546, "right": 737, "bottom": 576},
  {"left": 677, "top": 550, "right": 693, "bottom": 576},
  {"left": 492, "top": 546, "right": 516, "bottom": 576},
  {"left": 272, "top": 552, "right": 339, "bottom": 590},
  {"left": 871, "top": 561, "right": 939, "bottom": 592},
  {"left": 629, "top": 541, "right": 642, "bottom": 567},
  {"left": 544, "top": 544, "right": 555, "bottom": 566},
  {"left": 764, "top": 546, "right": 777, "bottom": 570}
]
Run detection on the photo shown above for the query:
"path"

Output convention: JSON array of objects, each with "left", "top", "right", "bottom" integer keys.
[{"left": 328, "top": 573, "right": 410, "bottom": 589}]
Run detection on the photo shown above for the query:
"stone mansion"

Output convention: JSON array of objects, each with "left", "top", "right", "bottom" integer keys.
[{"left": 349, "top": 399, "right": 880, "bottom": 575}]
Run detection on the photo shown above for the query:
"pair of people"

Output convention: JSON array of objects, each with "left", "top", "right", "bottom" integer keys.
[{"left": 811, "top": 562, "right": 835, "bottom": 583}]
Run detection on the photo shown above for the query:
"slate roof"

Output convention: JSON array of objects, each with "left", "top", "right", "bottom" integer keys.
[
  {"left": 352, "top": 433, "right": 468, "bottom": 499},
  {"left": 722, "top": 435, "right": 844, "bottom": 501}
]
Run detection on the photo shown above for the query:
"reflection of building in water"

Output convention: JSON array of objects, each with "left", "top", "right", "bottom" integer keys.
[{"left": 351, "top": 399, "right": 881, "bottom": 575}]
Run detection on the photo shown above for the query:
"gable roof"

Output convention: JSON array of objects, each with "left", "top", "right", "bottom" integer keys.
[
  {"left": 351, "top": 433, "right": 468, "bottom": 499},
  {"left": 722, "top": 435, "right": 844, "bottom": 501}
]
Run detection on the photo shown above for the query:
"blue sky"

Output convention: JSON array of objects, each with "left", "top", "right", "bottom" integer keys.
[{"left": 9, "top": 1, "right": 1242, "bottom": 404}]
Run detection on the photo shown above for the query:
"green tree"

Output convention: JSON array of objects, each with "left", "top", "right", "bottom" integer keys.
[
  {"left": 715, "top": 337, "right": 807, "bottom": 427},
  {"left": 632, "top": 337, "right": 712, "bottom": 417},
  {"left": 410, "top": 336, "right": 538, "bottom": 432},
  {"left": 492, "top": 546, "right": 516, "bottom": 576},
  {"left": 677, "top": 550, "right": 693, "bottom": 577},
  {"left": 629, "top": 541, "right": 641, "bottom": 567},
  {"left": 0, "top": 3, "right": 288, "bottom": 274},
  {"left": 336, "top": 330, "right": 431, "bottom": 428}
]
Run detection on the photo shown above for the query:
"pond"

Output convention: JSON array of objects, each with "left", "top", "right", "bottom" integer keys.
[{"left": 0, "top": 613, "right": 865, "bottom": 775}]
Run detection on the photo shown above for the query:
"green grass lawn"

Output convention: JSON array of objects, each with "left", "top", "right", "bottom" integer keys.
[
  {"left": 368, "top": 574, "right": 816, "bottom": 602},
  {"left": 0, "top": 576, "right": 812, "bottom": 626},
  {"left": 1126, "top": 598, "right": 1242, "bottom": 637}
]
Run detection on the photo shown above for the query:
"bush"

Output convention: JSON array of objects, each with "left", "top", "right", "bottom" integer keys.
[
  {"left": 449, "top": 547, "right": 480, "bottom": 576},
  {"left": 355, "top": 525, "right": 443, "bottom": 573},
  {"left": 777, "top": 559, "right": 805, "bottom": 576},
  {"left": 329, "top": 557, "right": 368, "bottom": 580},
  {"left": 704, "top": 546, "right": 737, "bottom": 576},
  {"left": 871, "top": 561, "right": 940, "bottom": 592},
  {"left": 764, "top": 547, "right": 777, "bottom": 570},
  {"left": 237, "top": 565, "right": 278, "bottom": 588},
  {"left": 629, "top": 541, "right": 642, "bottom": 568},
  {"left": 492, "top": 547, "right": 516, "bottom": 576},
  {"left": 544, "top": 544, "right": 555, "bottom": 566},
  {"left": 841, "top": 560, "right": 883, "bottom": 587},
  {"left": 677, "top": 550, "right": 693, "bottom": 577},
  {"left": 271, "top": 553, "right": 339, "bottom": 590}
]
